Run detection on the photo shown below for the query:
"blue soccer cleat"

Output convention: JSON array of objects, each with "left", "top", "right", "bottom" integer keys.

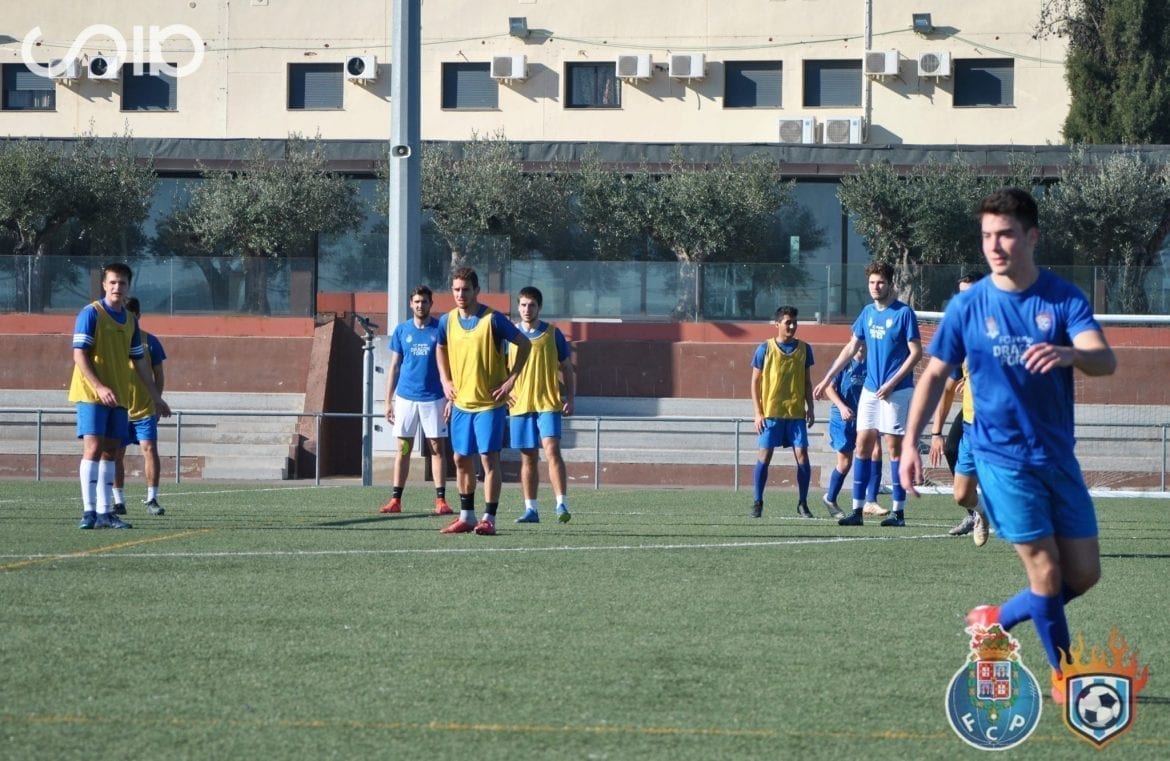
[
  {"left": 79, "top": 511, "right": 97, "bottom": 529},
  {"left": 515, "top": 508, "right": 540, "bottom": 523},
  {"left": 95, "top": 513, "right": 133, "bottom": 529},
  {"left": 556, "top": 505, "right": 571, "bottom": 523}
]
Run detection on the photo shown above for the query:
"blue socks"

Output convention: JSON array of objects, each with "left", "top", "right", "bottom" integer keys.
[
  {"left": 852, "top": 457, "right": 872, "bottom": 502},
  {"left": 753, "top": 460, "right": 767, "bottom": 503},
  {"left": 827, "top": 467, "right": 846, "bottom": 502},
  {"left": 796, "top": 462, "right": 811, "bottom": 503},
  {"left": 996, "top": 587, "right": 1078, "bottom": 671},
  {"left": 890, "top": 459, "right": 905, "bottom": 503},
  {"left": 866, "top": 462, "right": 882, "bottom": 502}
]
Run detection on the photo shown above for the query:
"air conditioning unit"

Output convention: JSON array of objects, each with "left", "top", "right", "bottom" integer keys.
[
  {"left": 864, "top": 49, "right": 899, "bottom": 77},
  {"left": 668, "top": 53, "right": 706, "bottom": 80},
  {"left": 87, "top": 55, "right": 120, "bottom": 81},
  {"left": 490, "top": 54, "right": 527, "bottom": 81},
  {"left": 917, "top": 51, "right": 952, "bottom": 78},
  {"left": 778, "top": 117, "right": 816, "bottom": 145},
  {"left": 822, "top": 116, "right": 864, "bottom": 145},
  {"left": 345, "top": 55, "right": 377, "bottom": 81},
  {"left": 49, "top": 58, "right": 80, "bottom": 81},
  {"left": 616, "top": 54, "right": 652, "bottom": 80}
]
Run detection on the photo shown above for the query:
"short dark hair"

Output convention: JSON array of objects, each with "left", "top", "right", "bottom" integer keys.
[
  {"left": 979, "top": 187, "right": 1039, "bottom": 231},
  {"left": 103, "top": 262, "right": 133, "bottom": 283},
  {"left": 518, "top": 286, "right": 543, "bottom": 307},
  {"left": 125, "top": 297, "right": 141, "bottom": 315},
  {"left": 451, "top": 267, "right": 479, "bottom": 290},
  {"left": 864, "top": 261, "right": 894, "bottom": 281},
  {"left": 774, "top": 305, "right": 798, "bottom": 321},
  {"left": 958, "top": 272, "right": 985, "bottom": 285},
  {"left": 410, "top": 285, "right": 433, "bottom": 300}
]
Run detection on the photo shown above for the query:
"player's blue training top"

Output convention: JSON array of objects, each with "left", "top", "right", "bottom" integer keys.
[
  {"left": 389, "top": 317, "right": 444, "bottom": 402},
  {"left": 928, "top": 270, "right": 1101, "bottom": 468},
  {"left": 829, "top": 358, "right": 867, "bottom": 425},
  {"left": 144, "top": 333, "right": 167, "bottom": 367},
  {"left": 72, "top": 300, "right": 144, "bottom": 359},
  {"left": 519, "top": 321, "right": 571, "bottom": 362},
  {"left": 751, "top": 339, "right": 815, "bottom": 369},
  {"left": 851, "top": 300, "right": 920, "bottom": 393}
]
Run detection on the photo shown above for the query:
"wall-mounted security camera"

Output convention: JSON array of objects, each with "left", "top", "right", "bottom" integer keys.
[{"left": 391, "top": 145, "right": 411, "bottom": 158}]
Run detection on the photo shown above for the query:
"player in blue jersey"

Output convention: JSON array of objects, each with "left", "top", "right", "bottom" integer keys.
[
  {"left": 508, "top": 286, "right": 575, "bottom": 524},
  {"left": 821, "top": 343, "right": 870, "bottom": 519},
  {"left": 70, "top": 263, "right": 171, "bottom": 529},
  {"left": 381, "top": 285, "right": 453, "bottom": 517},
  {"left": 112, "top": 298, "right": 168, "bottom": 516},
  {"left": 435, "top": 267, "right": 531, "bottom": 536},
  {"left": 814, "top": 261, "right": 922, "bottom": 527},
  {"left": 750, "top": 306, "right": 816, "bottom": 518},
  {"left": 901, "top": 188, "right": 1117, "bottom": 705}
]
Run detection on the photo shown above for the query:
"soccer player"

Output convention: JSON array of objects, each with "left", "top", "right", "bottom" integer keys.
[
  {"left": 509, "top": 286, "right": 575, "bottom": 524},
  {"left": 112, "top": 298, "right": 167, "bottom": 516},
  {"left": 813, "top": 262, "right": 922, "bottom": 527},
  {"left": 928, "top": 273, "right": 988, "bottom": 545},
  {"left": 70, "top": 263, "right": 171, "bottom": 529},
  {"left": 435, "top": 267, "right": 531, "bottom": 536},
  {"left": 749, "top": 306, "right": 816, "bottom": 518},
  {"left": 820, "top": 343, "right": 871, "bottom": 519},
  {"left": 900, "top": 188, "right": 1117, "bottom": 704},
  {"left": 380, "top": 285, "right": 453, "bottom": 516}
]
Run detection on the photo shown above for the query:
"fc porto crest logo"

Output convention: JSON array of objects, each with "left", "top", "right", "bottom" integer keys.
[
  {"left": 946, "top": 623, "right": 1043, "bottom": 750},
  {"left": 1060, "top": 629, "right": 1149, "bottom": 749},
  {"left": 1034, "top": 310, "right": 1053, "bottom": 333}
]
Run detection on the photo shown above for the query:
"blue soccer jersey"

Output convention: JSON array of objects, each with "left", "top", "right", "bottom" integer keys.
[
  {"left": 928, "top": 270, "right": 1101, "bottom": 468},
  {"left": 851, "top": 300, "right": 920, "bottom": 393},
  {"left": 829, "top": 358, "right": 867, "bottom": 424},
  {"left": 389, "top": 317, "right": 444, "bottom": 402}
]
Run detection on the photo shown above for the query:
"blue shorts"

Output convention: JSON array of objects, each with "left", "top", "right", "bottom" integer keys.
[
  {"left": 509, "top": 411, "right": 562, "bottom": 450},
  {"left": 757, "top": 418, "right": 808, "bottom": 450},
  {"left": 955, "top": 424, "right": 976, "bottom": 477},
  {"left": 827, "top": 413, "right": 856, "bottom": 454},
  {"left": 122, "top": 416, "right": 159, "bottom": 448},
  {"left": 76, "top": 403, "right": 129, "bottom": 441},
  {"left": 450, "top": 406, "right": 506, "bottom": 456},
  {"left": 975, "top": 459, "right": 1098, "bottom": 543}
]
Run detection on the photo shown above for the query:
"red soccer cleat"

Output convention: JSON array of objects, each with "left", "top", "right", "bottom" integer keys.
[
  {"left": 440, "top": 518, "right": 475, "bottom": 534},
  {"left": 474, "top": 518, "right": 496, "bottom": 536},
  {"left": 1051, "top": 670, "right": 1067, "bottom": 705},
  {"left": 434, "top": 497, "right": 453, "bottom": 515},
  {"left": 966, "top": 604, "right": 1001, "bottom": 629},
  {"left": 379, "top": 497, "right": 402, "bottom": 514}
]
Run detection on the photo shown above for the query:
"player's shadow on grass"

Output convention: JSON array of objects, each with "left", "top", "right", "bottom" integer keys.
[
  {"left": 1100, "top": 552, "right": 1170, "bottom": 560},
  {"left": 316, "top": 515, "right": 438, "bottom": 527}
]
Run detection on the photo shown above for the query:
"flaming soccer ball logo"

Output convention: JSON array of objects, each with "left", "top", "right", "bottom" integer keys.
[{"left": 1059, "top": 629, "right": 1149, "bottom": 749}]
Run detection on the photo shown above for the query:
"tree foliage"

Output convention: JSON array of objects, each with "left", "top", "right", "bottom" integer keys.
[
  {"left": 0, "top": 132, "right": 155, "bottom": 310},
  {"left": 1042, "top": 149, "right": 1170, "bottom": 311},
  {"left": 1039, "top": 0, "right": 1170, "bottom": 143},
  {"left": 838, "top": 158, "right": 1035, "bottom": 308},
  {"left": 169, "top": 135, "right": 363, "bottom": 312},
  {"left": 419, "top": 131, "right": 570, "bottom": 272}
]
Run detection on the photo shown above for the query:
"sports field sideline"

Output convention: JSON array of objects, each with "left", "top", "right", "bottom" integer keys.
[{"left": 2, "top": 481, "right": 1167, "bottom": 760}]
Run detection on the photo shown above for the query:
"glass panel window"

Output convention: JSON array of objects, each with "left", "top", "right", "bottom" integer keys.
[
  {"left": 2, "top": 63, "right": 56, "bottom": 111},
  {"left": 565, "top": 62, "right": 621, "bottom": 109},
  {"left": 441, "top": 62, "right": 498, "bottom": 109},
  {"left": 724, "top": 61, "right": 782, "bottom": 108},
  {"left": 954, "top": 59, "right": 1014, "bottom": 107},
  {"left": 121, "top": 63, "right": 177, "bottom": 111},
  {"left": 803, "top": 60, "right": 862, "bottom": 108},
  {"left": 288, "top": 63, "right": 343, "bottom": 110}
]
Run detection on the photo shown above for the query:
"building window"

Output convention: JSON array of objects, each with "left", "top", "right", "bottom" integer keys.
[
  {"left": 724, "top": 61, "right": 782, "bottom": 108},
  {"left": 954, "top": 59, "right": 1014, "bottom": 107},
  {"left": 288, "top": 63, "right": 343, "bottom": 110},
  {"left": 565, "top": 62, "right": 621, "bottom": 109},
  {"left": 2, "top": 63, "right": 56, "bottom": 111},
  {"left": 121, "top": 63, "right": 177, "bottom": 111},
  {"left": 441, "top": 62, "right": 498, "bottom": 109},
  {"left": 802, "top": 60, "right": 862, "bottom": 108}
]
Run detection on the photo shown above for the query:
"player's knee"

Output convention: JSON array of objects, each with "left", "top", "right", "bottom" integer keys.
[{"left": 398, "top": 438, "right": 413, "bottom": 456}]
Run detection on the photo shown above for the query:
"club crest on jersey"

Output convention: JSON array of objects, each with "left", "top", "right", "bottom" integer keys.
[
  {"left": 1060, "top": 629, "right": 1149, "bottom": 749},
  {"left": 1034, "top": 311, "right": 1053, "bottom": 333},
  {"left": 946, "top": 622, "right": 1043, "bottom": 750},
  {"left": 984, "top": 317, "right": 1000, "bottom": 340}
]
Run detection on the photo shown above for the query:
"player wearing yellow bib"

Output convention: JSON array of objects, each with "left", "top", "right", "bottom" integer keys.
[
  {"left": 70, "top": 263, "right": 171, "bottom": 530},
  {"left": 435, "top": 267, "right": 530, "bottom": 536},
  {"left": 750, "top": 305, "right": 816, "bottom": 518},
  {"left": 113, "top": 298, "right": 168, "bottom": 517},
  {"left": 508, "top": 286, "right": 575, "bottom": 524}
]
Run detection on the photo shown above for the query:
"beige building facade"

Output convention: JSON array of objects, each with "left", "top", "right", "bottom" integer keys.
[{"left": 2, "top": 1, "right": 1069, "bottom": 145}]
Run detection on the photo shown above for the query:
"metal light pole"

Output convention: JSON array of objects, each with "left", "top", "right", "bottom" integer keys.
[
  {"left": 356, "top": 314, "right": 379, "bottom": 486},
  {"left": 387, "top": 0, "right": 422, "bottom": 325}
]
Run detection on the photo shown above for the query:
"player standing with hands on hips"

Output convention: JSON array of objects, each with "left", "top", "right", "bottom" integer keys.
[{"left": 900, "top": 188, "right": 1117, "bottom": 704}]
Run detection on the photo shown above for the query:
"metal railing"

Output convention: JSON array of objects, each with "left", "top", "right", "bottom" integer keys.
[{"left": 5, "top": 409, "right": 1169, "bottom": 492}]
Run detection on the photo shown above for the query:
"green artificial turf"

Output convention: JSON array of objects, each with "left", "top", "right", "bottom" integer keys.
[{"left": 1, "top": 481, "right": 1167, "bottom": 760}]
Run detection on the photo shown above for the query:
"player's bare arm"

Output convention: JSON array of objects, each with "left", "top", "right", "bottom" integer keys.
[
  {"left": 560, "top": 356, "right": 575, "bottom": 416},
  {"left": 877, "top": 338, "right": 923, "bottom": 400},
  {"left": 384, "top": 352, "right": 402, "bottom": 422},
  {"left": 493, "top": 334, "right": 531, "bottom": 401},
  {"left": 750, "top": 366, "right": 766, "bottom": 433},
  {"left": 1022, "top": 330, "right": 1116, "bottom": 377},
  {"left": 929, "top": 376, "right": 958, "bottom": 467},
  {"left": 900, "top": 357, "right": 954, "bottom": 497},
  {"left": 436, "top": 343, "right": 457, "bottom": 401},
  {"left": 813, "top": 336, "right": 862, "bottom": 399},
  {"left": 133, "top": 356, "right": 171, "bottom": 417}
]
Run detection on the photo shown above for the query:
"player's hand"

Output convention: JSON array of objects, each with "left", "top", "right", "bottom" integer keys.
[
  {"left": 928, "top": 434, "right": 944, "bottom": 467},
  {"left": 806, "top": 410, "right": 816, "bottom": 428},
  {"left": 875, "top": 382, "right": 891, "bottom": 400},
  {"left": 1022, "top": 342, "right": 1073, "bottom": 374},
  {"left": 754, "top": 413, "right": 765, "bottom": 434},
  {"left": 155, "top": 398, "right": 171, "bottom": 418},
  {"left": 443, "top": 401, "right": 452, "bottom": 422},
  {"left": 96, "top": 384, "right": 118, "bottom": 407},
  {"left": 491, "top": 375, "right": 517, "bottom": 401},
  {"left": 562, "top": 398, "right": 574, "bottom": 416},
  {"left": 385, "top": 405, "right": 395, "bottom": 424},
  {"left": 812, "top": 380, "right": 828, "bottom": 400},
  {"left": 901, "top": 451, "right": 924, "bottom": 498},
  {"left": 953, "top": 378, "right": 966, "bottom": 397},
  {"left": 441, "top": 379, "right": 457, "bottom": 402},
  {"left": 838, "top": 404, "right": 854, "bottom": 422}
]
